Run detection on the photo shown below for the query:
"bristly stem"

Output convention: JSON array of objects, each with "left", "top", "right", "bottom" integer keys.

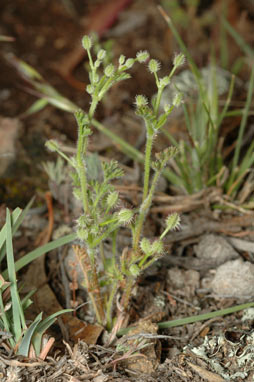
[
  {"left": 133, "top": 163, "right": 162, "bottom": 251},
  {"left": 142, "top": 129, "right": 154, "bottom": 203},
  {"left": 87, "top": 246, "right": 105, "bottom": 324},
  {"left": 106, "top": 281, "right": 118, "bottom": 330},
  {"left": 120, "top": 276, "right": 135, "bottom": 311},
  {"left": 133, "top": 127, "right": 154, "bottom": 251}
]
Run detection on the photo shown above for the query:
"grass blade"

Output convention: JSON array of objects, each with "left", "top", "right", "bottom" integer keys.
[
  {"left": 2, "top": 233, "right": 77, "bottom": 279},
  {"left": 157, "top": 301, "right": 254, "bottom": 329},
  {"left": 33, "top": 309, "right": 72, "bottom": 355},
  {"left": 227, "top": 64, "right": 254, "bottom": 189},
  {"left": 17, "top": 313, "right": 42, "bottom": 356},
  {"left": 222, "top": 17, "right": 254, "bottom": 58},
  {"left": 6, "top": 209, "right": 26, "bottom": 342}
]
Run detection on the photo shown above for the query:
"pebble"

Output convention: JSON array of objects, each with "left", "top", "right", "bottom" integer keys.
[
  {"left": 211, "top": 259, "right": 254, "bottom": 299},
  {"left": 194, "top": 234, "right": 239, "bottom": 269}
]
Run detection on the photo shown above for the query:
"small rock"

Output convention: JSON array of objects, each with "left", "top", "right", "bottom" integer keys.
[
  {"left": 168, "top": 267, "right": 200, "bottom": 290},
  {"left": 211, "top": 259, "right": 254, "bottom": 299},
  {"left": 194, "top": 234, "right": 239, "bottom": 269}
]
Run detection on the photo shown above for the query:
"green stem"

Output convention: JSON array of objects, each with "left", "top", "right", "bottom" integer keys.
[
  {"left": 133, "top": 166, "right": 162, "bottom": 251},
  {"left": 154, "top": 86, "right": 164, "bottom": 116},
  {"left": 227, "top": 64, "right": 254, "bottom": 189},
  {"left": 88, "top": 97, "right": 98, "bottom": 120},
  {"left": 91, "top": 223, "right": 119, "bottom": 248},
  {"left": 142, "top": 130, "right": 154, "bottom": 202},
  {"left": 86, "top": 246, "right": 105, "bottom": 325},
  {"left": 106, "top": 281, "right": 118, "bottom": 330},
  {"left": 76, "top": 129, "right": 89, "bottom": 214},
  {"left": 121, "top": 276, "right": 135, "bottom": 311}
]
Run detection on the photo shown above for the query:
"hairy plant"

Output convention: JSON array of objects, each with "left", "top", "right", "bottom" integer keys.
[{"left": 46, "top": 35, "right": 183, "bottom": 329}]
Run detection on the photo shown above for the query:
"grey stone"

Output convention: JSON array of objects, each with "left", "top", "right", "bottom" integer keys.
[
  {"left": 211, "top": 259, "right": 254, "bottom": 299},
  {"left": 194, "top": 234, "right": 239, "bottom": 269}
]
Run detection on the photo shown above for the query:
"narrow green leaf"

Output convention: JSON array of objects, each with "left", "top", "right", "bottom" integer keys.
[
  {"left": 33, "top": 309, "right": 72, "bottom": 356},
  {"left": 2, "top": 233, "right": 77, "bottom": 279},
  {"left": 227, "top": 64, "right": 254, "bottom": 189},
  {"left": 17, "top": 313, "right": 42, "bottom": 356},
  {"left": 6, "top": 209, "right": 25, "bottom": 341},
  {"left": 23, "top": 98, "right": 48, "bottom": 117},
  {"left": 157, "top": 301, "right": 254, "bottom": 329},
  {"left": 222, "top": 17, "right": 254, "bottom": 58},
  {"left": 0, "top": 198, "right": 34, "bottom": 263}
]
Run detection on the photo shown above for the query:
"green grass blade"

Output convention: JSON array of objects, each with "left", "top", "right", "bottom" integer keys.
[
  {"left": 21, "top": 289, "right": 36, "bottom": 311},
  {"left": 17, "top": 313, "right": 42, "bottom": 356},
  {"left": 222, "top": 17, "right": 254, "bottom": 58},
  {"left": 0, "top": 208, "right": 22, "bottom": 258},
  {"left": 227, "top": 64, "right": 254, "bottom": 189},
  {"left": 23, "top": 98, "right": 49, "bottom": 117},
  {"left": 2, "top": 233, "right": 77, "bottom": 279},
  {"left": 158, "top": 6, "right": 204, "bottom": 96},
  {"left": 0, "top": 292, "right": 13, "bottom": 345},
  {"left": 216, "top": 74, "right": 235, "bottom": 128},
  {"left": 91, "top": 119, "right": 144, "bottom": 163},
  {"left": 157, "top": 301, "right": 254, "bottom": 329},
  {"left": 6, "top": 209, "right": 25, "bottom": 341},
  {"left": 33, "top": 309, "right": 72, "bottom": 355},
  {"left": 0, "top": 198, "right": 34, "bottom": 263}
]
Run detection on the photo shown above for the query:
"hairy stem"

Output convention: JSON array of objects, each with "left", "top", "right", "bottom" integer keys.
[
  {"left": 76, "top": 129, "right": 89, "bottom": 214},
  {"left": 87, "top": 246, "right": 105, "bottom": 325},
  {"left": 106, "top": 281, "right": 118, "bottom": 330}
]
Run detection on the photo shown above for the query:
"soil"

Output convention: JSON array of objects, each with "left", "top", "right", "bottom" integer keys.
[{"left": 1, "top": 0, "right": 254, "bottom": 381}]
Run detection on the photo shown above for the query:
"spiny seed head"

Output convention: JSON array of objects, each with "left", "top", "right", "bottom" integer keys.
[
  {"left": 76, "top": 227, "right": 88, "bottom": 241},
  {"left": 173, "top": 53, "right": 185, "bottom": 68},
  {"left": 136, "top": 50, "right": 149, "bottom": 63},
  {"left": 148, "top": 59, "right": 161, "bottom": 73},
  {"left": 97, "top": 49, "right": 106, "bottom": 60},
  {"left": 140, "top": 238, "right": 151, "bottom": 254},
  {"left": 165, "top": 213, "right": 181, "bottom": 231},
  {"left": 117, "top": 208, "right": 134, "bottom": 225},
  {"left": 104, "top": 63, "right": 115, "bottom": 77},
  {"left": 125, "top": 58, "right": 135, "bottom": 69},
  {"left": 45, "top": 139, "right": 60, "bottom": 152},
  {"left": 173, "top": 92, "right": 183, "bottom": 107},
  {"left": 151, "top": 240, "right": 164, "bottom": 255},
  {"left": 129, "top": 264, "right": 140, "bottom": 276},
  {"left": 119, "top": 54, "right": 126, "bottom": 66},
  {"left": 106, "top": 191, "right": 119, "bottom": 209},
  {"left": 135, "top": 94, "right": 148, "bottom": 108},
  {"left": 82, "top": 35, "right": 92, "bottom": 50}
]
